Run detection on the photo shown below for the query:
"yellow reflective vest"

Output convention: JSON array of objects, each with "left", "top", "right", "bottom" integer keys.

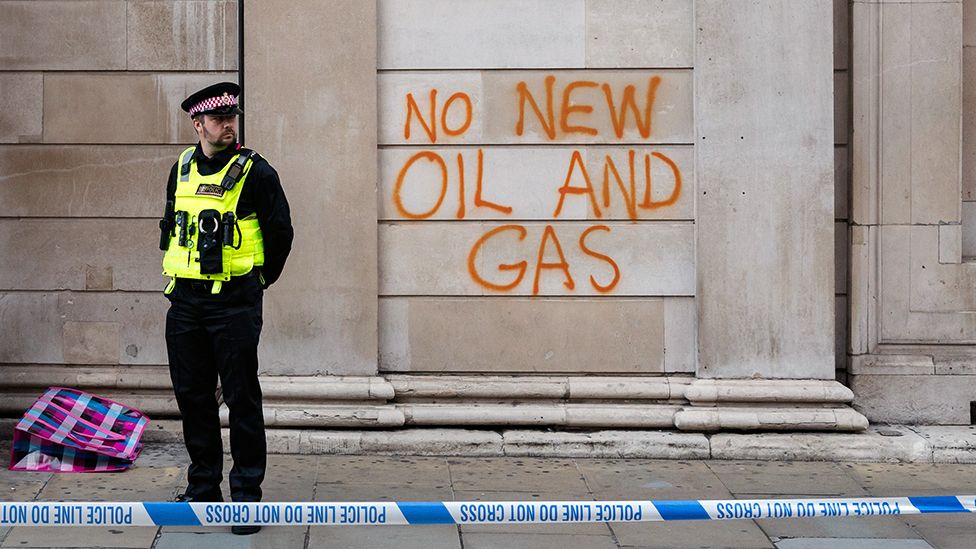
[{"left": 162, "top": 146, "right": 265, "bottom": 293}]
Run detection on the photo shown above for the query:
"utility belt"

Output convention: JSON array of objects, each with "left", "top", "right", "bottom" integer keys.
[{"left": 174, "top": 270, "right": 260, "bottom": 294}]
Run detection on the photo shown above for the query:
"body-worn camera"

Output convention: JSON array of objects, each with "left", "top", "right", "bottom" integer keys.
[{"left": 197, "top": 209, "right": 223, "bottom": 274}]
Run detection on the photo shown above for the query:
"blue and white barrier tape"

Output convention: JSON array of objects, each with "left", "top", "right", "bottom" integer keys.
[{"left": 1, "top": 496, "right": 974, "bottom": 527}]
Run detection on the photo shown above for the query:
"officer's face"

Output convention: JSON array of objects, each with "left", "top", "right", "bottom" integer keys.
[{"left": 193, "top": 114, "right": 238, "bottom": 150}]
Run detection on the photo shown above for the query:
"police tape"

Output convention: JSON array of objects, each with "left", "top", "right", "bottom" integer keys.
[{"left": 1, "top": 496, "right": 974, "bottom": 527}]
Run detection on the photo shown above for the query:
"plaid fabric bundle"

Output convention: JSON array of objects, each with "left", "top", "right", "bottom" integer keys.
[{"left": 9, "top": 387, "right": 150, "bottom": 473}]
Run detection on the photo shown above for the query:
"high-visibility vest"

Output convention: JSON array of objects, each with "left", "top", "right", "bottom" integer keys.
[{"left": 162, "top": 146, "right": 264, "bottom": 294}]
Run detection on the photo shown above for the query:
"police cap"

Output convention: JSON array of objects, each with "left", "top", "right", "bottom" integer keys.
[{"left": 181, "top": 82, "right": 243, "bottom": 117}]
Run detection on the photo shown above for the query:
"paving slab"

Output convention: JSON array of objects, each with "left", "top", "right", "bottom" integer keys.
[
  {"left": 577, "top": 459, "right": 732, "bottom": 499},
  {"left": 2, "top": 463, "right": 181, "bottom": 548},
  {"left": 845, "top": 463, "right": 976, "bottom": 496},
  {"left": 773, "top": 539, "right": 933, "bottom": 549},
  {"left": 310, "top": 525, "right": 460, "bottom": 549},
  {"left": 448, "top": 458, "right": 589, "bottom": 493},
  {"left": 317, "top": 455, "right": 451, "bottom": 485},
  {"left": 315, "top": 482, "right": 454, "bottom": 503},
  {"left": 461, "top": 532, "right": 618, "bottom": 549},
  {"left": 610, "top": 520, "right": 775, "bottom": 549},
  {"left": 707, "top": 461, "right": 869, "bottom": 496},
  {"left": 750, "top": 503, "right": 920, "bottom": 540},
  {"left": 899, "top": 513, "right": 976, "bottom": 549},
  {"left": 454, "top": 490, "right": 610, "bottom": 535}
]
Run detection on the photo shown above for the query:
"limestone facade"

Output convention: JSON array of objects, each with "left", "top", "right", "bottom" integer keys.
[{"left": 1, "top": 0, "right": 956, "bottom": 434}]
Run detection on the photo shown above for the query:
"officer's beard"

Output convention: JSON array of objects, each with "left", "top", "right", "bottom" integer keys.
[{"left": 202, "top": 125, "right": 237, "bottom": 152}]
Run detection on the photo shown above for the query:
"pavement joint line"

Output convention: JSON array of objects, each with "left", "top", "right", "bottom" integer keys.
[{"left": 0, "top": 496, "right": 973, "bottom": 527}]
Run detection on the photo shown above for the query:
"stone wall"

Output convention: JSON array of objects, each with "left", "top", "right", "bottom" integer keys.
[
  {"left": 0, "top": 1, "right": 237, "bottom": 388},
  {"left": 0, "top": 0, "right": 866, "bottom": 433},
  {"left": 849, "top": 0, "right": 976, "bottom": 425}
]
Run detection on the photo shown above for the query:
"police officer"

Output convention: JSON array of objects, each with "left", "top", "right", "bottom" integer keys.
[{"left": 160, "top": 82, "right": 293, "bottom": 535}]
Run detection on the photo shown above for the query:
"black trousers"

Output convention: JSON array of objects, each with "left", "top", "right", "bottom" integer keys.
[{"left": 165, "top": 273, "right": 266, "bottom": 502}]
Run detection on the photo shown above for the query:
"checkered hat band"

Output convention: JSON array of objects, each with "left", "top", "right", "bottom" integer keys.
[{"left": 188, "top": 94, "right": 238, "bottom": 116}]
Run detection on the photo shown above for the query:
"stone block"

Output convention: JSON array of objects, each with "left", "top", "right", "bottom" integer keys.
[
  {"left": 964, "top": 202, "right": 976, "bottom": 258},
  {"left": 907, "top": 225, "right": 976, "bottom": 312},
  {"left": 879, "top": 2, "right": 912, "bottom": 225},
  {"left": 42, "top": 73, "right": 236, "bottom": 144},
  {"left": 709, "top": 426, "right": 931, "bottom": 462},
  {"left": 568, "top": 376, "right": 673, "bottom": 399},
  {"left": 501, "top": 430, "right": 709, "bottom": 458},
  {"left": 910, "top": 2, "right": 962, "bottom": 225},
  {"left": 674, "top": 407, "right": 868, "bottom": 432},
  {"left": 0, "top": 74, "right": 42, "bottom": 143},
  {"left": 664, "top": 297, "right": 696, "bottom": 373},
  {"left": 849, "top": 354, "right": 935, "bottom": 375},
  {"left": 836, "top": 295, "right": 848, "bottom": 370},
  {"left": 0, "top": 1, "right": 126, "bottom": 70},
  {"left": 850, "top": 1, "right": 879, "bottom": 226},
  {"left": 966, "top": 0, "right": 976, "bottom": 47},
  {"left": 835, "top": 71, "right": 850, "bottom": 145},
  {"left": 585, "top": 0, "right": 694, "bottom": 68},
  {"left": 127, "top": 0, "right": 237, "bottom": 70},
  {"left": 0, "top": 291, "right": 168, "bottom": 365},
  {"left": 940, "top": 224, "right": 963, "bottom": 264},
  {"left": 378, "top": 0, "right": 585, "bottom": 69},
  {"left": 360, "top": 429, "right": 503, "bottom": 456},
  {"left": 390, "top": 375, "right": 569, "bottom": 398},
  {"left": 378, "top": 70, "right": 694, "bottom": 144},
  {"left": 379, "top": 146, "right": 694, "bottom": 221},
  {"left": 62, "top": 321, "right": 120, "bottom": 364},
  {"left": 379, "top": 221, "right": 694, "bottom": 296},
  {"left": 835, "top": 0, "right": 850, "bottom": 70},
  {"left": 696, "top": 0, "right": 835, "bottom": 379},
  {"left": 911, "top": 425, "right": 976, "bottom": 463},
  {"left": 963, "top": 48, "right": 976, "bottom": 200},
  {"left": 851, "top": 373, "right": 976, "bottom": 424},
  {"left": 246, "top": 0, "right": 377, "bottom": 376},
  {"left": 379, "top": 297, "right": 667, "bottom": 372},
  {"left": 0, "top": 293, "right": 64, "bottom": 364},
  {"left": 0, "top": 145, "right": 183, "bottom": 217},
  {"left": 221, "top": 404, "right": 404, "bottom": 428},
  {"left": 836, "top": 221, "right": 848, "bottom": 294},
  {"left": 0, "top": 219, "right": 160, "bottom": 291},
  {"left": 683, "top": 379, "right": 854, "bottom": 404},
  {"left": 836, "top": 145, "right": 849, "bottom": 219}
]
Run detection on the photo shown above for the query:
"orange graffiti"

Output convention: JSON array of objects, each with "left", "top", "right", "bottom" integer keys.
[
  {"left": 466, "top": 224, "right": 622, "bottom": 295},
  {"left": 642, "top": 151, "right": 682, "bottom": 209},
  {"left": 472, "top": 148, "right": 512, "bottom": 214},
  {"left": 553, "top": 150, "right": 602, "bottom": 219},
  {"left": 533, "top": 224, "right": 575, "bottom": 295},
  {"left": 396, "top": 148, "right": 512, "bottom": 219},
  {"left": 393, "top": 151, "right": 447, "bottom": 220},
  {"left": 554, "top": 149, "right": 682, "bottom": 220},
  {"left": 404, "top": 90, "right": 437, "bottom": 143},
  {"left": 579, "top": 225, "right": 620, "bottom": 293},
  {"left": 404, "top": 89, "right": 474, "bottom": 143},
  {"left": 560, "top": 81, "right": 599, "bottom": 136},
  {"left": 442, "top": 92, "right": 473, "bottom": 137},
  {"left": 515, "top": 76, "right": 557, "bottom": 140},
  {"left": 467, "top": 224, "right": 528, "bottom": 291},
  {"left": 515, "top": 75, "right": 663, "bottom": 140},
  {"left": 602, "top": 77, "right": 661, "bottom": 139},
  {"left": 602, "top": 151, "right": 637, "bottom": 220}
]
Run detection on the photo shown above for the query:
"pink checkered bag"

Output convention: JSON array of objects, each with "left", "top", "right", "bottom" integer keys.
[{"left": 9, "top": 387, "right": 150, "bottom": 473}]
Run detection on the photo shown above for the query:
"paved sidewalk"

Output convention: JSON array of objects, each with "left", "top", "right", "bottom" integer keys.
[{"left": 2, "top": 442, "right": 976, "bottom": 549}]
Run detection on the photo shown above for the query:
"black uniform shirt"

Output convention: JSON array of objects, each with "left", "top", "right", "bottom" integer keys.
[{"left": 166, "top": 143, "right": 294, "bottom": 287}]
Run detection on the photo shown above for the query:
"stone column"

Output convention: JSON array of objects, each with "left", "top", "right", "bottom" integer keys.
[
  {"left": 244, "top": 0, "right": 378, "bottom": 376},
  {"left": 676, "top": 0, "right": 865, "bottom": 430}
]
